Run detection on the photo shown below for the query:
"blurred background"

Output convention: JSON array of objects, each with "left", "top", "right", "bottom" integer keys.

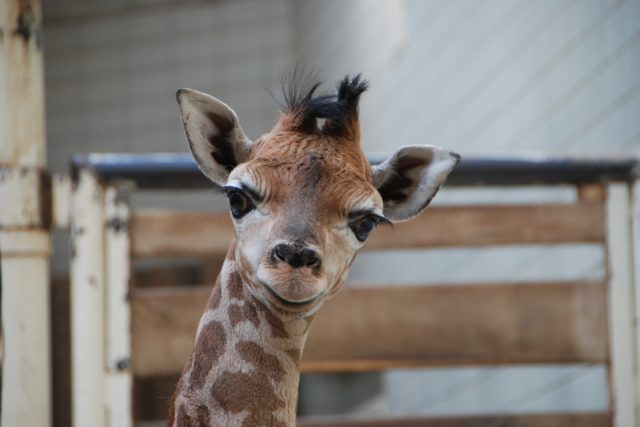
[{"left": 37, "top": 0, "right": 639, "bottom": 425}]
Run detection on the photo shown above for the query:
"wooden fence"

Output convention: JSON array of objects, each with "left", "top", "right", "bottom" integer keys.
[{"left": 67, "top": 153, "right": 640, "bottom": 427}]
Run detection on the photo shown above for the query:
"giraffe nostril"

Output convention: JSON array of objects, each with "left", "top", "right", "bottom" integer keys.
[
  {"left": 272, "top": 244, "right": 289, "bottom": 263},
  {"left": 301, "top": 248, "right": 320, "bottom": 268}
]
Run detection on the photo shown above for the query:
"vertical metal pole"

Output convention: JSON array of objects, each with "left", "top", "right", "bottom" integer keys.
[
  {"left": 70, "top": 169, "right": 106, "bottom": 427},
  {"left": 104, "top": 186, "right": 132, "bottom": 427},
  {"left": 0, "top": 0, "right": 50, "bottom": 426},
  {"left": 607, "top": 183, "right": 639, "bottom": 427}
]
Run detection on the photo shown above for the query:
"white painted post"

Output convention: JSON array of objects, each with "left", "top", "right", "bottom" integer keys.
[
  {"left": 606, "top": 183, "right": 639, "bottom": 427},
  {"left": 70, "top": 169, "right": 106, "bottom": 427},
  {"left": 0, "top": 0, "right": 50, "bottom": 425},
  {"left": 630, "top": 180, "right": 640, "bottom": 425},
  {"left": 104, "top": 186, "right": 133, "bottom": 427},
  {"left": 0, "top": 230, "right": 51, "bottom": 427}
]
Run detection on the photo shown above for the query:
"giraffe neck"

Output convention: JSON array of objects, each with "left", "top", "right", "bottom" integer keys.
[{"left": 171, "top": 245, "right": 310, "bottom": 427}]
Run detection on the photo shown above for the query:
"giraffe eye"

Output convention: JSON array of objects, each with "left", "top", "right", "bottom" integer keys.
[
  {"left": 223, "top": 188, "right": 255, "bottom": 219},
  {"left": 349, "top": 215, "right": 387, "bottom": 242}
]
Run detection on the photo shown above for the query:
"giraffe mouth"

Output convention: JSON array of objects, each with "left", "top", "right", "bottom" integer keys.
[{"left": 260, "top": 281, "right": 321, "bottom": 308}]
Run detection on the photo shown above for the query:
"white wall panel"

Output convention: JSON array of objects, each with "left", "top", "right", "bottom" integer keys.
[{"left": 293, "top": 0, "right": 640, "bottom": 417}]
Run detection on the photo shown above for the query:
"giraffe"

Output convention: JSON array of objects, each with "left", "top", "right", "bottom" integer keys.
[{"left": 168, "top": 74, "right": 460, "bottom": 426}]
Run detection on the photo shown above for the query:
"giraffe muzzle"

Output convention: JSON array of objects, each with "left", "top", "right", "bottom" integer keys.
[{"left": 271, "top": 243, "right": 321, "bottom": 269}]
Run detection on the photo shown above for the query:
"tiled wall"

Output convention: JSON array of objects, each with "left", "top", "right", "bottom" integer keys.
[
  {"left": 44, "top": 0, "right": 294, "bottom": 175},
  {"left": 44, "top": 0, "right": 295, "bottom": 276}
]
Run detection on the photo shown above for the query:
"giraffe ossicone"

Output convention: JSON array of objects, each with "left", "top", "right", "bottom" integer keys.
[{"left": 169, "top": 74, "right": 460, "bottom": 426}]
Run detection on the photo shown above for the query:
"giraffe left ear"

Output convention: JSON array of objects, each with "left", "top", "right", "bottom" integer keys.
[
  {"left": 372, "top": 145, "right": 460, "bottom": 221},
  {"left": 177, "top": 88, "right": 252, "bottom": 186}
]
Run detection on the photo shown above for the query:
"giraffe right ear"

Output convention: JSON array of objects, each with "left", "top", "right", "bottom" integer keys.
[
  {"left": 372, "top": 145, "right": 460, "bottom": 221},
  {"left": 176, "top": 88, "right": 252, "bottom": 186}
]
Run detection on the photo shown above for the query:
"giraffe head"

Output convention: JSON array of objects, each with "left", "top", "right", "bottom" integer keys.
[{"left": 177, "top": 75, "right": 459, "bottom": 317}]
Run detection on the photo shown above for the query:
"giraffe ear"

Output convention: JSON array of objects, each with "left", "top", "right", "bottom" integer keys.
[
  {"left": 372, "top": 145, "right": 460, "bottom": 221},
  {"left": 176, "top": 88, "right": 252, "bottom": 186}
]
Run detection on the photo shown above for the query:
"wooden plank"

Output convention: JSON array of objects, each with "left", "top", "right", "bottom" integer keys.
[
  {"left": 135, "top": 412, "right": 612, "bottom": 427},
  {"left": 366, "top": 203, "right": 604, "bottom": 250},
  {"left": 130, "top": 203, "right": 604, "bottom": 257},
  {"left": 131, "top": 287, "right": 209, "bottom": 377},
  {"left": 578, "top": 183, "right": 606, "bottom": 203},
  {"left": 131, "top": 210, "right": 234, "bottom": 258},
  {"left": 298, "top": 412, "right": 612, "bottom": 427},
  {"left": 131, "top": 281, "right": 608, "bottom": 377}
]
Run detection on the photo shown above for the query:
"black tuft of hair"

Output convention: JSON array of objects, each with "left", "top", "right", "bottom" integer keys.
[
  {"left": 276, "top": 69, "right": 368, "bottom": 136},
  {"left": 323, "top": 74, "right": 369, "bottom": 136}
]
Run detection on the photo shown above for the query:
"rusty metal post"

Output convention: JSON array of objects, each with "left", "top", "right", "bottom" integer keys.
[{"left": 0, "top": 0, "right": 50, "bottom": 426}]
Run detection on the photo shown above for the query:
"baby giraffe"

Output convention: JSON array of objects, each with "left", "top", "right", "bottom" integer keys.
[{"left": 169, "top": 75, "right": 459, "bottom": 426}]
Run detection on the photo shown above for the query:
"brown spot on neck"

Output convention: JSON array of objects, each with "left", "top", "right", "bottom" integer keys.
[
  {"left": 228, "top": 304, "right": 243, "bottom": 328},
  {"left": 254, "top": 299, "right": 289, "bottom": 339},
  {"left": 237, "top": 341, "right": 286, "bottom": 382},
  {"left": 228, "top": 301, "right": 260, "bottom": 329},
  {"left": 175, "top": 406, "right": 207, "bottom": 427},
  {"left": 175, "top": 404, "right": 190, "bottom": 425},
  {"left": 196, "top": 405, "right": 209, "bottom": 426},
  {"left": 243, "top": 301, "right": 260, "bottom": 328},
  {"left": 210, "top": 371, "right": 286, "bottom": 427},
  {"left": 226, "top": 271, "right": 244, "bottom": 300},
  {"left": 206, "top": 278, "right": 223, "bottom": 310},
  {"left": 188, "top": 321, "right": 226, "bottom": 391}
]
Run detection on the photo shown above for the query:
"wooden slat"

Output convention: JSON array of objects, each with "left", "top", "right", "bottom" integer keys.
[
  {"left": 130, "top": 203, "right": 604, "bottom": 257},
  {"left": 136, "top": 412, "right": 612, "bottom": 427},
  {"left": 131, "top": 287, "right": 208, "bottom": 377},
  {"left": 131, "top": 281, "right": 608, "bottom": 377},
  {"left": 367, "top": 203, "right": 604, "bottom": 250},
  {"left": 298, "top": 412, "right": 612, "bottom": 427},
  {"left": 131, "top": 211, "right": 234, "bottom": 258}
]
